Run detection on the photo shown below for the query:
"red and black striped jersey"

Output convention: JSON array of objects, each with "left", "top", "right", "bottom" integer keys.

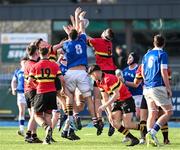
[
  {"left": 96, "top": 73, "right": 132, "bottom": 101},
  {"left": 88, "top": 38, "right": 116, "bottom": 71},
  {"left": 24, "top": 59, "right": 37, "bottom": 93},
  {"left": 29, "top": 59, "right": 61, "bottom": 94}
]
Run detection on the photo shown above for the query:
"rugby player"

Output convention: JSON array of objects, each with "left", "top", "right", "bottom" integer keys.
[
  {"left": 11, "top": 57, "right": 28, "bottom": 136},
  {"left": 28, "top": 47, "right": 64, "bottom": 144},
  {"left": 24, "top": 44, "right": 42, "bottom": 143},
  {"left": 88, "top": 64, "right": 140, "bottom": 146},
  {"left": 141, "top": 34, "right": 173, "bottom": 147},
  {"left": 88, "top": 28, "right": 117, "bottom": 136}
]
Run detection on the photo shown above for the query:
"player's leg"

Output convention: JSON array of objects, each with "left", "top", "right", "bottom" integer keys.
[
  {"left": 146, "top": 87, "right": 173, "bottom": 147},
  {"left": 139, "top": 95, "right": 148, "bottom": 144},
  {"left": 17, "top": 93, "right": 27, "bottom": 136},
  {"left": 25, "top": 90, "right": 41, "bottom": 143},
  {"left": 57, "top": 95, "right": 67, "bottom": 131},
  {"left": 158, "top": 108, "right": 170, "bottom": 144},
  {"left": 111, "top": 104, "right": 139, "bottom": 146},
  {"left": 101, "top": 91, "right": 115, "bottom": 136},
  {"left": 73, "top": 88, "right": 84, "bottom": 130},
  {"left": 93, "top": 86, "right": 106, "bottom": 136},
  {"left": 144, "top": 89, "right": 159, "bottom": 147},
  {"left": 77, "top": 71, "right": 101, "bottom": 134},
  {"left": 33, "top": 93, "right": 52, "bottom": 144},
  {"left": 64, "top": 70, "right": 77, "bottom": 130},
  {"left": 133, "top": 95, "right": 143, "bottom": 120}
]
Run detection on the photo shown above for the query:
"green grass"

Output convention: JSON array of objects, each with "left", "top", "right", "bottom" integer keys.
[{"left": 0, "top": 127, "right": 180, "bottom": 150}]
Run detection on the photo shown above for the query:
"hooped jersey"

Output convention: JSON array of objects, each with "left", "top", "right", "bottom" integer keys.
[
  {"left": 13, "top": 69, "right": 24, "bottom": 93},
  {"left": 63, "top": 34, "right": 88, "bottom": 69},
  {"left": 142, "top": 48, "right": 168, "bottom": 88},
  {"left": 88, "top": 38, "right": 116, "bottom": 71},
  {"left": 123, "top": 65, "right": 143, "bottom": 96},
  {"left": 96, "top": 73, "right": 132, "bottom": 101},
  {"left": 48, "top": 46, "right": 57, "bottom": 62},
  {"left": 29, "top": 59, "right": 62, "bottom": 94},
  {"left": 24, "top": 59, "right": 37, "bottom": 93}
]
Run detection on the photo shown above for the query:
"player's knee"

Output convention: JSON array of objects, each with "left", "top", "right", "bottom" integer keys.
[{"left": 77, "top": 103, "right": 85, "bottom": 112}]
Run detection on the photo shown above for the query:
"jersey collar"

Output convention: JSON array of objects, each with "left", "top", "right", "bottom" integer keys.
[{"left": 152, "top": 47, "right": 163, "bottom": 50}]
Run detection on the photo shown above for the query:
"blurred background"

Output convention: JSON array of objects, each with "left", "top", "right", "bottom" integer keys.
[{"left": 0, "top": 0, "right": 180, "bottom": 120}]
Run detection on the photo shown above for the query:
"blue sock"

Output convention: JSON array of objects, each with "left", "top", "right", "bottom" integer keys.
[
  {"left": 153, "top": 123, "right": 161, "bottom": 132},
  {"left": 150, "top": 123, "right": 161, "bottom": 136},
  {"left": 19, "top": 120, "right": 25, "bottom": 126}
]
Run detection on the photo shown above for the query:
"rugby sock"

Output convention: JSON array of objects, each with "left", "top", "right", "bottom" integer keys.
[
  {"left": 66, "top": 104, "right": 73, "bottom": 116},
  {"left": 161, "top": 123, "right": 169, "bottom": 140},
  {"left": 19, "top": 116, "right": 25, "bottom": 131},
  {"left": 118, "top": 125, "right": 135, "bottom": 139},
  {"left": 151, "top": 123, "right": 161, "bottom": 136},
  {"left": 64, "top": 108, "right": 67, "bottom": 114},
  {"left": 140, "top": 120, "right": 147, "bottom": 138},
  {"left": 42, "top": 122, "right": 48, "bottom": 130},
  {"left": 92, "top": 117, "right": 98, "bottom": 127}
]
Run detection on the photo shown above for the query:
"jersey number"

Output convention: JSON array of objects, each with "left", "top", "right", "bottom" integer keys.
[
  {"left": 75, "top": 44, "right": 83, "bottom": 54},
  {"left": 41, "top": 68, "right": 51, "bottom": 78}
]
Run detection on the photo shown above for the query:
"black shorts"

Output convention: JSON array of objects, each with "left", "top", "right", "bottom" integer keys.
[
  {"left": 34, "top": 91, "right": 57, "bottom": 113},
  {"left": 112, "top": 97, "right": 136, "bottom": 114},
  {"left": 55, "top": 77, "right": 61, "bottom": 91},
  {"left": 140, "top": 95, "right": 148, "bottom": 109},
  {"left": 94, "top": 70, "right": 115, "bottom": 87},
  {"left": 25, "top": 90, "right": 36, "bottom": 108}
]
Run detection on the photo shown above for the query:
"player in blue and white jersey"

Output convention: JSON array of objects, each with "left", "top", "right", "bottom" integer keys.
[
  {"left": 11, "top": 57, "right": 28, "bottom": 136},
  {"left": 60, "top": 7, "right": 97, "bottom": 140},
  {"left": 142, "top": 34, "right": 173, "bottom": 147},
  {"left": 123, "top": 52, "right": 143, "bottom": 119}
]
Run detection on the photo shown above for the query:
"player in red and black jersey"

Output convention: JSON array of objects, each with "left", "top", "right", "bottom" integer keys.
[
  {"left": 88, "top": 28, "right": 117, "bottom": 136},
  {"left": 34, "top": 38, "right": 62, "bottom": 62},
  {"left": 88, "top": 65, "right": 143, "bottom": 146},
  {"left": 28, "top": 47, "right": 64, "bottom": 144},
  {"left": 24, "top": 44, "right": 42, "bottom": 143}
]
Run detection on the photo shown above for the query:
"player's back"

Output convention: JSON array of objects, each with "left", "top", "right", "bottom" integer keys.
[
  {"left": 142, "top": 49, "right": 168, "bottom": 88},
  {"left": 31, "top": 59, "right": 61, "bottom": 94},
  {"left": 24, "top": 59, "right": 37, "bottom": 92},
  {"left": 63, "top": 34, "right": 88, "bottom": 69},
  {"left": 89, "top": 38, "right": 116, "bottom": 71}
]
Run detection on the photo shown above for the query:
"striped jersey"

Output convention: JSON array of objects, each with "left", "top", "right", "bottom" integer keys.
[{"left": 29, "top": 59, "right": 62, "bottom": 94}]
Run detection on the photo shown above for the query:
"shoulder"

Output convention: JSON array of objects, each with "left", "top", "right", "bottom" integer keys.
[{"left": 104, "top": 73, "right": 117, "bottom": 83}]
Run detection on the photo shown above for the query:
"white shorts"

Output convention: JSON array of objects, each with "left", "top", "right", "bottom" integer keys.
[
  {"left": 64, "top": 70, "right": 91, "bottom": 97},
  {"left": 143, "top": 86, "right": 172, "bottom": 107},
  {"left": 17, "top": 93, "right": 27, "bottom": 105},
  {"left": 132, "top": 95, "right": 143, "bottom": 108}
]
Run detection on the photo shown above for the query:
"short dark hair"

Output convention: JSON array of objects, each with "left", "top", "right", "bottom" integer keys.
[
  {"left": 69, "top": 29, "right": 78, "bottom": 40},
  {"left": 39, "top": 47, "right": 49, "bottom": 56},
  {"left": 26, "top": 45, "right": 37, "bottom": 56},
  {"left": 87, "top": 64, "right": 101, "bottom": 75},
  {"left": 129, "top": 52, "right": 140, "bottom": 64},
  {"left": 153, "top": 34, "right": 165, "bottom": 47},
  {"left": 34, "top": 38, "right": 43, "bottom": 48}
]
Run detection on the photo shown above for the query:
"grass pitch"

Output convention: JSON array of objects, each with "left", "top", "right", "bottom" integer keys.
[{"left": 0, "top": 127, "right": 180, "bottom": 150}]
